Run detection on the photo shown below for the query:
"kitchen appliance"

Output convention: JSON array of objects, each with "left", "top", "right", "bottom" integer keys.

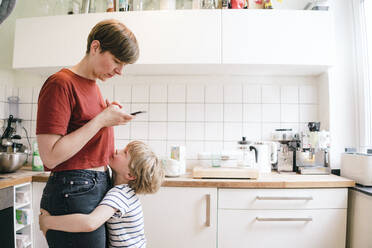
[
  {"left": 0, "top": 115, "right": 30, "bottom": 173},
  {"left": 0, "top": 186, "right": 14, "bottom": 248},
  {"left": 341, "top": 153, "right": 372, "bottom": 186},
  {"left": 170, "top": 145, "right": 186, "bottom": 175},
  {"left": 296, "top": 122, "right": 331, "bottom": 174},
  {"left": 272, "top": 128, "right": 298, "bottom": 172},
  {"left": 161, "top": 157, "right": 183, "bottom": 177}
]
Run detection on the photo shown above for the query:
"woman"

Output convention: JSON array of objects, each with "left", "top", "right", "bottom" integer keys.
[{"left": 37, "top": 19, "right": 139, "bottom": 248}]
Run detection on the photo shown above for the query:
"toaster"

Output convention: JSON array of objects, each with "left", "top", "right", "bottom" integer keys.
[{"left": 341, "top": 153, "right": 372, "bottom": 186}]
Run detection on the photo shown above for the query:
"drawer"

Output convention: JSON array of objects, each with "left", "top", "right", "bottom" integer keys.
[
  {"left": 218, "top": 209, "right": 346, "bottom": 248},
  {"left": 218, "top": 188, "right": 347, "bottom": 209}
]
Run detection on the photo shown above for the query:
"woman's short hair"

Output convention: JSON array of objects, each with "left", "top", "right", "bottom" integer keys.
[
  {"left": 126, "top": 141, "right": 164, "bottom": 194},
  {"left": 87, "top": 19, "right": 139, "bottom": 64}
]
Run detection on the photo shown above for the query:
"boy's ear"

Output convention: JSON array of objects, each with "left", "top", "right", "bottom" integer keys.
[{"left": 127, "top": 173, "right": 136, "bottom": 181}]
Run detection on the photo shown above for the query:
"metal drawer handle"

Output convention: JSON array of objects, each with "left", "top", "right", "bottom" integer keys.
[
  {"left": 256, "top": 196, "right": 313, "bottom": 200},
  {"left": 256, "top": 217, "right": 313, "bottom": 222},
  {"left": 205, "top": 194, "right": 211, "bottom": 227}
]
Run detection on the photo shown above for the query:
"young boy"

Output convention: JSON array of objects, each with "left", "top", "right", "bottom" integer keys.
[{"left": 39, "top": 141, "right": 164, "bottom": 248}]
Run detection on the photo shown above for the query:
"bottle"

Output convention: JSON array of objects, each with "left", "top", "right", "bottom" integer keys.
[
  {"left": 32, "top": 141, "right": 44, "bottom": 171},
  {"left": 106, "top": 0, "right": 115, "bottom": 11}
]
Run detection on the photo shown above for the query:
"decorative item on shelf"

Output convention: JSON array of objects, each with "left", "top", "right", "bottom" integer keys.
[
  {"left": 119, "top": 0, "right": 130, "bottom": 11},
  {"left": 67, "top": 0, "right": 80, "bottom": 14},
  {"left": 263, "top": 0, "right": 272, "bottom": 9},
  {"left": 230, "top": 0, "right": 247, "bottom": 9},
  {"left": 81, "top": 0, "right": 90, "bottom": 13},
  {"left": 106, "top": 0, "right": 115, "bottom": 11}
]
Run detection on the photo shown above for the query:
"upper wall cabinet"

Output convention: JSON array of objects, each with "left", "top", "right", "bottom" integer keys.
[
  {"left": 13, "top": 10, "right": 221, "bottom": 69},
  {"left": 13, "top": 10, "right": 334, "bottom": 75},
  {"left": 222, "top": 9, "right": 334, "bottom": 66}
]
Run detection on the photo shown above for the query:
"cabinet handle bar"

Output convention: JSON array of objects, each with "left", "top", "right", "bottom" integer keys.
[
  {"left": 256, "top": 217, "right": 313, "bottom": 222},
  {"left": 205, "top": 194, "right": 211, "bottom": 227},
  {"left": 256, "top": 196, "right": 313, "bottom": 200}
]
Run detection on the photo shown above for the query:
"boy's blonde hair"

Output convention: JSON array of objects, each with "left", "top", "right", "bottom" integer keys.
[{"left": 126, "top": 141, "right": 164, "bottom": 194}]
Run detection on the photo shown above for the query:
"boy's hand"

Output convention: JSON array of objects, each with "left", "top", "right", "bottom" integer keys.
[{"left": 39, "top": 208, "right": 51, "bottom": 237}]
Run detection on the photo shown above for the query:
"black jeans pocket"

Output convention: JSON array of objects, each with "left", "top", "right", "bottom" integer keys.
[{"left": 63, "top": 179, "right": 97, "bottom": 197}]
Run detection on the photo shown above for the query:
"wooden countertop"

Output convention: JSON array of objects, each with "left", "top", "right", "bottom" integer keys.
[{"left": 0, "top": 167, "right": 355, "bottom": 189}]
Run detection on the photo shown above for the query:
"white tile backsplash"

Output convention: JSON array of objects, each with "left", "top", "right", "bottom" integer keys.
[
  {"left": 281, "top": 104, "right": 299, "bottom": 123},
  {"left": 262, "top": 104, "right": 281, "bottom": 122},
  {"left": 281, "top": 85, "right": 299, "bottom": 103},
  {"left": 299, "top": 104, "right": 318, "bottom": 122},
  {"left": 149, "top": 122, "right": 167, "bottom": 140},
  {"left": 114, "top": 84, "right": 132, "bottom": 103},
  {"left": 243, "top": 104, "right": 261, "bottom": 122},
  {"left": 186, "top": 122, "right": 204, "bottom": 141},
  {"left": 168, "top": 104, "right": 185, "bottom": 121},
  {"left": 130, "top": 122, "right": 148, "bottom": 140},
  {"left": 149, "top": 103, "right": 167, "bottom": 121},
  {"left": 262, "top": 85, "right": 280, "bottom": 103},
  {"left": 186, "top": 104, "right": 204, "bottom": 122},
  {"left": 205, "top": 122, "right": 223, "bottom": 141},
  {"left": 224, "top": 104, "right": 242, "bottom": 122},
  {"left": 205, "top": 85, "right": 223, "bottom": 103},
  {"left": 12, "top": 74, "right": 321, "bottom": 169},
  {"left": 150, "top": 84, "right": 167, "bottom": 103},
  {"left": 205, "top": 104, "right": 223, "bottom": 122},
  {"left": 224, "top": 84, "right": 242, "bottom": 103},
  {"left": 187, "top": 84, "right": 204, "bottom": 103},
  {"left": 167, "top": 122, "right": 186, "bottom": 140},
  {"left": 243, "top": 84, "right": 261, "bottom": 103},
  {"left": 299, "top": 85, "right": 317, "bottom": 103},
  {"left": 168, "top": 84, "right": 186, "bottom": 102},
  {"left": 18, "top": 87, "right": 33, "bottom": 103},
  {"left": 132, "top": 84, "right": 149, "bottom": 103}
]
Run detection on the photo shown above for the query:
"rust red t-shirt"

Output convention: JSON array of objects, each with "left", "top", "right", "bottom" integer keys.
[{"left": 36, "top": 68, "right": 114, "bottom": 172}]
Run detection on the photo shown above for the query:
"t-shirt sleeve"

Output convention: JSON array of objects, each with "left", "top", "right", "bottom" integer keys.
[
  {"left": 99, "top": 187, "right": 131, "bottom": 217},
  {"left": 36, "top": 80, "right": 72, "bottom": 136}
]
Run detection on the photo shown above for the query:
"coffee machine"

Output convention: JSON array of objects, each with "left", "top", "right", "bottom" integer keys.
[
  {"left": 1, "top": 115, "right": 29, "bottom": 154},
  {"left": 272, "top": 129, "right": 298, "bottom": 173},
  {"left": 295, "top": 122, "right": 331, "bottom": 175}
]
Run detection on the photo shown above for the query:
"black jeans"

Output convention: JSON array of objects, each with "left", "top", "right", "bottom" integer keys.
[{"left": 40, "top": 169, "right": 111, "bottom": 248}]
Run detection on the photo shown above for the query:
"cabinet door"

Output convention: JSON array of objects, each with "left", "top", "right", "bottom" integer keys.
[
  {"left": 347, "top": 190, "right": 372, "bottom": 248},
  {"left": 218, "top": 209, "right": 346, "bottom": 248},
  {"left": 13, "top": 10, "right": 221, "bottom": 69},
  {"left": 222, "top": 10, "right": 334, "bottom": 66},
  {"left": 32, "top": 182, "right": 48, "bottom": 248},
  {"left": 139, "top": 187, "right": 217, "bottom": 248}
]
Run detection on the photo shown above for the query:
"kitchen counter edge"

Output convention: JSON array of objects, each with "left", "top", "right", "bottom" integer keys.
[{"left": 1, "top": 169, "right": 355, "bottom": 189}]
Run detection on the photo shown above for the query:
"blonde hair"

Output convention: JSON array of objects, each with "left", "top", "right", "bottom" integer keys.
[
  {"left": 126, "top": 141, "right": 164, "bottom": 194},
  {"left": 86, "top": 19, "right": 139, "bottom": 64}
]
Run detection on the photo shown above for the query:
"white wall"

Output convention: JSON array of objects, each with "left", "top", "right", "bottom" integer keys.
[{"left": 328, "top": 0, "right": 358, "bottom": 168}]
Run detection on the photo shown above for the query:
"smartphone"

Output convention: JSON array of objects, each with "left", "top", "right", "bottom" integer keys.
[{"left": 130, "top": 111, "right": 147, "bottom": 116}]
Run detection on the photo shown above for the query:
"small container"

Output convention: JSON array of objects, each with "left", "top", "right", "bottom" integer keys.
[
  {"left": 32, "top": 141, "right": 44, "bottom": 171},
  {"left": 16, "top": 209, "right": 32, "bottom": 225},
  {"left": 16, "top": 190, "right": 30, "bottom": 204}
]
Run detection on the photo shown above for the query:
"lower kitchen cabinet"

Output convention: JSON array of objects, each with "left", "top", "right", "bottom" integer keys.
[
  {"left": 347, "top": 189, "right": 372, "bottom": 248},
  {"left": 139, "top": 187, "right": 217, "bottom": 248},
  {"left": 218, "top": 188, "right": 348, "bottom": 248}
]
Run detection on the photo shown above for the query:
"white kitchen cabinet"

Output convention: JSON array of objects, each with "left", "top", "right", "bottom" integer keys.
[
  {"left": 218, "top": 188, "right": 347, "bottom": 248},
  {"left": 139, "top": 187, "right": 217, "bottom": 248},
  {"left": 32, "top": 182, "right": 48, "bottom": 248},
  {"left": 347, "top": 189, "right": 372, "bottom": 248},
  {"left": 13, "top": 10, "right": 221, "bottom": 69},
  {"left": 14, "top": 183, "right": 33, "bottom": 248},
  {"left": 13, "top": 10, "right": 334, "bottom": 76},
  {"left": 222, "top": 10, "right": 334, "bottom": 66}
]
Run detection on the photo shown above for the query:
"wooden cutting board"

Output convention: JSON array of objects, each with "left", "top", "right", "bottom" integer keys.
[{"left": 192, "top": 166, "right": 259, "bottom": 179}]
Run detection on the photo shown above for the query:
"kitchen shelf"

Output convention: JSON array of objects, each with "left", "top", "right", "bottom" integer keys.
[{"left": 15, "top": 202, "right": 31, "bottom": 209}]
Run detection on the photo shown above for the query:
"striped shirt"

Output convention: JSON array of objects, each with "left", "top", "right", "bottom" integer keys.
[{"left": 99, "top": 184, "right": 146, "bottom": 248}]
